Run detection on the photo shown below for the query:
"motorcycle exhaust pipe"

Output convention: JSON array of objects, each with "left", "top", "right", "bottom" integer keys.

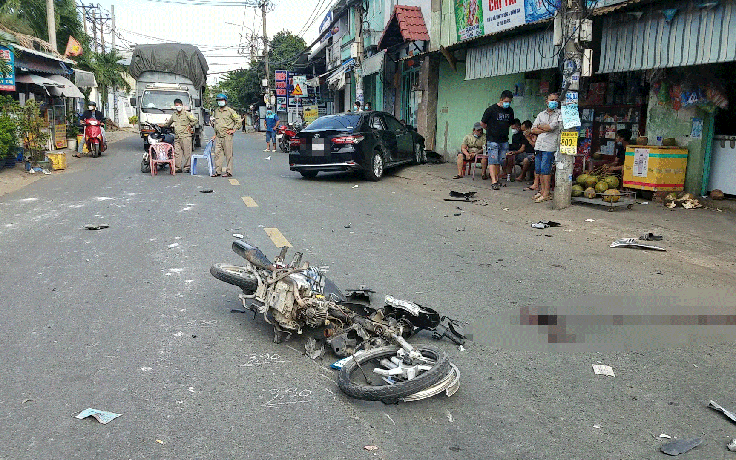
[{"left": 232, "top": 240, "right": 275, "bottom": 271}]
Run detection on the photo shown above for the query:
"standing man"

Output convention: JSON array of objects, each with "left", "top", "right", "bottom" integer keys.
[
  {"left": 481, "top": 90, "right": 514, "bottom": 189},
  {"left": 264, "top": 107, "right": 279, "bottom": 152},
  {"left": 530, "top": 93, "right": 561, "bottom": 203},
  {"left": 160, "top": 98, "right": 197, "bottom": 173},
  {"left": 211, "top": 93, "right": 241, "bottom": 178}
]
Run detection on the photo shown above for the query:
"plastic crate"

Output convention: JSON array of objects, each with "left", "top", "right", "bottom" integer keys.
[{"left": 46, "top": 152, "right": 67, "bottom": 170}]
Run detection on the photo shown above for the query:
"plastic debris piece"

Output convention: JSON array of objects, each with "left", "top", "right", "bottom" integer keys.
[
  {"left": 75, "top": 408, "right": 121, "bottom": 424},
  {"left": 233, "top": 233, "right": 244, "bottom": 239},
  {"left": 585, "top": 219, "right": 596, "bottom": 222},
  {"left": 708, "top": 400, "right": 736, "bottom": 424},
  {"left": 265, "top": 156, "right": 271, "bottom": 160},
  {"left": 531, "top": 221, "right": 561, "bottom": 229},
  {"left": 156, "top": 439, "right": 164, "bottom": 444},
  {"left": 592, "top": 364, "right": 615, "bottom": 377},
  {"left": 364, "top": 446, "right": 378, "bottom": 451},
  {"left": 458, "top": 345, "right": 465, "bottom": 351},
  {"left": 199, "top": 189, "right": 213, "bottom": 193},
  {"left": 727, "top": 439, "right": 736, "bottom": 451},
  {"left": 330, "top": 356, "right": 352, "bottom": 370},
  {"left": 660, "top": 434, "right": 672, "bottom": 439},
  {"left": 84, "top": 224, "right": 109, "bottom": 230},
  {"left": 610, "top": 238, "right": 666, "bottom": 251},
  {"left": 593, "top": 425, "right": 601, "bottom": 429},
  {"left": 353, "top": 185, "right": 359, "bottom": 188},
  {"left": 168, "top": 243, "right": 179, "bottom": 248},
  {"left": 305, "top": 337, "right": 325, "bottom": 360},
  {"left": 344, "top": 224, "right": 351, "bottom": 228},
  {"left": 660, "top": 438, "right": 702, "bottom": 456}
]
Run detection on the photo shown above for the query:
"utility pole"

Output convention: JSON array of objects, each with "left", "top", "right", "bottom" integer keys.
[
  {"left": 81, "top": 4, "right": 88, "bottom": 37},
  {"left": 46, "top": 0, "right": 58, "bottom": 52},
  {"left": 261, "top": 1, "right": 270, "bottom": 107},
  {"left": 111, "top": 5, "right": 115, "bottom": 50},
  {"left": 354, "top": 2, "right": 364, "bottom": 104},
  {"left": 99, "top": 9, "right": 106, "bottom": 53},
  {"left": 111, "top": 4, "right": 117, "bottom": 126},
  {"left": 553, "top": 0, "right": 584, "bottom": 210},
  {"left": 92, "top": 7, "right": 98, "bottom": 54}
]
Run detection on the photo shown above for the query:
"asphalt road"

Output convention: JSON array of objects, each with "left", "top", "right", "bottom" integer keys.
[{"left": 1, "top": 129, "right": 736, "bottom": 460}]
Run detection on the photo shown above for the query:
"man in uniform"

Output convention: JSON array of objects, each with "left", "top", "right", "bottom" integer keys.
[
  {"left": 160, "top": 98, "right": 197, "bottom": 173},
  {"left": 211, "top": 93, "right": 241, "bottom": 177}
]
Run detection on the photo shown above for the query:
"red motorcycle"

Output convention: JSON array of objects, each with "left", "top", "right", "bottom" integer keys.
[
  {"left": 82, "top": 118, "right": 106, "bottom": 158},
  {"left": 276, "top": 123, "right": 301, "bottom": 153}
]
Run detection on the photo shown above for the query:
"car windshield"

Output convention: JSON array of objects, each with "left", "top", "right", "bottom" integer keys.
[
  {"left": 304, "top": 114, "right": 361, "bottom": 132},
  {"left": 141, "top": 91, "right": 190, "bottom": 113}
]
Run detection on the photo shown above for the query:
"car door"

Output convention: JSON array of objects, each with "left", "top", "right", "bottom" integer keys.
[
  {"left": 383, "top": 114, "right": 414, "bottom": 160},
  {"left": 369, "top": 114, "right": 399, "bottom": 163}
]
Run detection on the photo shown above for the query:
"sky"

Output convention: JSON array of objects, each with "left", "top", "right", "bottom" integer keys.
[{"left": 91, "top": 0, "right": 334, "bottom": 83}]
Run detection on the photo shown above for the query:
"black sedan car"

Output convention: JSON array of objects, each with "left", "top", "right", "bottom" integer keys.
[{"left": 288, "top": 111, "right": 426, "bottom": 180}]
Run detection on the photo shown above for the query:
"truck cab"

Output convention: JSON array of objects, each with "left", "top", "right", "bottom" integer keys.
[{"left": 132, "top": 82, "right": 203, "bottom": 151}]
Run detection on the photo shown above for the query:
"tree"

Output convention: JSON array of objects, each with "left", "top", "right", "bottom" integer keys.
[
  {"left": 0, "top": 0, "right": 85, "bottom": 54},
  {"left": 78, "top": 49, "right": 131, "bottom": 115},
  {"left": 217, "top": 31, "right": 306, "bottom": 109}
]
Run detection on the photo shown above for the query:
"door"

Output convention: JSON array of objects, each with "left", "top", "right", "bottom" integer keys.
[
  {"left": 383, "top": 113, "right": 413, "bottom": 160},
  {"left": 369, "top": 114, "right": 399, "bottom": 163}
]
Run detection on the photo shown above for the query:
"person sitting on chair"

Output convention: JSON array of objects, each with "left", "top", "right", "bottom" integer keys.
[
  {"left": 602, "top": 128, "right": 631, "bottom": 176},
  {"left": 454, "top": 122, "right": 487, "bottom": 179}
]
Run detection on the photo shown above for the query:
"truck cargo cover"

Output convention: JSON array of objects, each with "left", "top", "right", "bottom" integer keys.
[{"left": 129, "top": 44, "right": 208, "bottom": 88}]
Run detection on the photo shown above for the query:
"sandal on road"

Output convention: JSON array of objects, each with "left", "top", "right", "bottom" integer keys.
[
  {"left": 491, "top": 182, "right": 500, "bottom": 190},
  {"left": 524, "top": 186, "right": 538, "bottom": 191},
  {"left": 452, "top": 175, "right": 463, "bottom": 179},
  {"left": 534, "top": 195, "right": 551, "bottom": 203}
]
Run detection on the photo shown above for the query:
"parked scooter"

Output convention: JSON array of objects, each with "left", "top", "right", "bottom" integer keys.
[
  {"left": 140, "top": 123, "right": 175, "bottom": 173},
  {"left": 82, "top": 118, "right": 106, "bottom": 158},
  {"left": 276, "top": 122, "right": 302, "bottom": 153},
  {"left": 211, "top": 241, "right": 464, "bottom": 403}
]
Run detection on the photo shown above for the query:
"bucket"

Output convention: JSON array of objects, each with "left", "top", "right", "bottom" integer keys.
[
  {"left": 46, "top": 152, "right": 67, "bottom": 170},
  {"left": 67, "top": 138, "right": 77, "bottom": 151}
]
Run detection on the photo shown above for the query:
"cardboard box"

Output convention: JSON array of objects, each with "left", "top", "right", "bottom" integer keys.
[{"left": 623, "top": 146, "right": 687, "bottom": 191}]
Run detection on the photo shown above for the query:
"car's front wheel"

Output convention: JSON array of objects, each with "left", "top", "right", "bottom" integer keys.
[{"left": 363, "top": 150, "right": 384, "bottom": 181}]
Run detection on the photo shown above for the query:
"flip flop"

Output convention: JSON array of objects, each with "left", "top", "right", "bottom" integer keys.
[
  {"left": 523, "top": 186, "right": 538, "bottom": 191},
  {"left": 533, "top": 192, "right": 542, "bottom": 199},
  {"left": 452, "top": 175, "right": 463, "bottom": 179},
  {"left": 491, "top": 182, "right": 500, "bottom": 190},
  {"left": 73, "top": 154, "right": 81, "bottom": 158},
  {"left": 534, "top": 195, "right": 550, "bottom": 203}
]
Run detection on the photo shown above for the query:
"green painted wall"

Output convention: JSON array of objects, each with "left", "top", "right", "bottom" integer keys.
[
  {"left": 435, "top": 59, "right": 553, "bottom": 157},
  {"left": 644, "top": 95, "right": 709, "bottom": 194}
]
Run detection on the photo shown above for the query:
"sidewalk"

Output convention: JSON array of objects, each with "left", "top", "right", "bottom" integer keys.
[
  {"left": 395, "top": 162, "right": 736, "bottom": 279},
  {"left": 0, "top": 129, "right": 136, "bottom": 198}
]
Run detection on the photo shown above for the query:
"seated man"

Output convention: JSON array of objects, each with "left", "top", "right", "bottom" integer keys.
[
  {"left": 455, "top": 122, "right": 487, "bottom": 179},
  {"left": 504, "top": 119, "right": 535, "bottom": 182},
  {"left": 602, "top": 128, "right": 631, "bottom": 177},
  {"left": 515, "top": 120, "right": 536, "bottom": 182}
]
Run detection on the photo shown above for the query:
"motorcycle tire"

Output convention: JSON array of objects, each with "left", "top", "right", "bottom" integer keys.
[
  {"left": 280, "top": 138, "right": 288, "bottom": 153},
  {"left": 141, "top": 159, "right": 151, "bottom": 173},
  {"left": 337, "top": 345, "right": 450, "bottom": 402},
  {"left": 209, "top": 263, "right": 258, "bottom": 293},
  {"left": 92, "top": 143, "right": 99, "bottom": 158}
]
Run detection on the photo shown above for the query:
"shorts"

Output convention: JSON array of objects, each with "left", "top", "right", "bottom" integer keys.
[
  {"left": 266, "top": 131, "right": 276, "bottom": 143},
  {"left": 486, "top": 142, "right": 509, "bottom": 165},
  {"left": 515, "top": 152, "right": 534, "bottom": 165},
  {"left": 534, "top": 150, "right": 555, "bottom": 175}
]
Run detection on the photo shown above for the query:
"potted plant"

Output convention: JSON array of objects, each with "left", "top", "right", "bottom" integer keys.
[
  {"left": 17, "top": 101, "right": 50, "bottom": 167},
  {"left": 66, "top": 110, "right": 79, "bottom": 151}
]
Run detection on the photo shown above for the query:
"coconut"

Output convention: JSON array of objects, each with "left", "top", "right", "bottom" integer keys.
[
  {"left": 584, "top": 187, "right": 596, "bottom": 199},
  {"left": 584, "top": 175, "right": 599, "bottom": 188},
  {"left": 576, "top": 174, "right": 589, "bottom": 186},
  {"left": 710, "top": 189, "right": 725, "bottom": 200},
  {"left": 604, "top": 176, "right": 620, "bottom": 189},
  {"left": 603, "top": 189, "right": 621, "bottom": 202},
  {"left": 595, "top": 181, "right": 609, "bottom": 193},
  {"left": 572, "top": 184, "right": 584, "bottom": 197}
]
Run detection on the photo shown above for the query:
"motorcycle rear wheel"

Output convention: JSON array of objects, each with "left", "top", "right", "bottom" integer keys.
[
  {"left": 338, "top": 345, "right": 450, "bottom": 402},
  {"left": 91, "top": 143, "right": 99, "bottom": 158},
  {"left": 210, "top": 263, "right": 258, "bottom": 293}
]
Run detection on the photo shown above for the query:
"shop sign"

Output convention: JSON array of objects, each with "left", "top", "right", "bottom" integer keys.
[
  {"left": 54, "top": 123, "right": 67, "bottom": 149},
  {"left": 303, "top": 105, "right": 319, "bottom": 124},
  {"left": 560, "top": 131, "right": 578, "bottom": 156},
  {"left": 454, "top": 0, "right": 558, "bottom": 42},
  {"left": 0, "top": 47, "right": 15, "bottom": 92}
]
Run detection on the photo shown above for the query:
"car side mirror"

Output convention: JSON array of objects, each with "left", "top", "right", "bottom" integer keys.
[{"left": 129, "top": 98, "right": 136, "bottom": 107}]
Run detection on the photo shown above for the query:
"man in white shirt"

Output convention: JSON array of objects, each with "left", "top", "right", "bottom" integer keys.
[{"left": 529, "top": 93, "right": 561, "bottom": 203}]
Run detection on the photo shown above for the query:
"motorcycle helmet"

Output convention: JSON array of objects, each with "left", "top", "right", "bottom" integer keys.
[
  {"left": 88, "top": 101, "right": 97, "bottom": 107},
  {"left": 215, "top": 93, "right": 228, "bottom": 101}
]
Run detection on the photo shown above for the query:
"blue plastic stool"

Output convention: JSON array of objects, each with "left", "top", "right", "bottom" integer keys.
[{"left": 191, "top": 139, "right": 215, "bottom": 176}]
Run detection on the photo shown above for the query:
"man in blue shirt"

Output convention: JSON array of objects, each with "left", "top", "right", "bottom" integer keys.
[{"left": 265, "top": 107, "right": 279, "bottom": 152}]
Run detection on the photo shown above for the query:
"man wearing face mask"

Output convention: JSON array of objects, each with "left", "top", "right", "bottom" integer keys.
[
  {"left": 481, "top": 90, "right": 514, "bottom": 188},
  {"left": 211, "top": 93, "right": 242, "bottom": 177},
  {"left": 264, "top": 107, "right": 279, "bottom": 152},
  {"left": 530, "top": 93, "right": 562, "bottom": 203},
  {"left": 160, "top": 98, "right": 197, "bottom": 173}
]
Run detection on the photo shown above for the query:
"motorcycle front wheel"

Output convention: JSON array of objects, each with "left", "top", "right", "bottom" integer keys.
[
  {"left": 91, "top": 143, "right": 99, "bottom": 158},
  {"left": 210, "top": 263, "right": 258, "bottom": 293},
  {"left": 337, "top": 345, "right": 450, "bottom": 402}
]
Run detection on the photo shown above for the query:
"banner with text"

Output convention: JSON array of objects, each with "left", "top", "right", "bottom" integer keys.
[{"left": 454, "top": 0, "right": 558, "bottom": 41}]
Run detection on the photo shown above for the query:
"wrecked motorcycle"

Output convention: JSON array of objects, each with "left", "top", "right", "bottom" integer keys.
[{"left": 210, "top": 241, "right": 465, "bottom": 402}]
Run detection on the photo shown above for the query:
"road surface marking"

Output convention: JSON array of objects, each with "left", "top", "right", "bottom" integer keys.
[
  {"left": 242, "top": 196, "right": 258, "bottom": 207},
  {"left": 264, "top": 228, "right": 292, "bottom": 248},
  {"left": 229, "top": 178, "right": 240, "bottom": 186}
]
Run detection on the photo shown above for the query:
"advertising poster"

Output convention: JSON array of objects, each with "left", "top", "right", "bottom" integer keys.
[
  {"left": 483, "top": 0, "right": 525, "bottom": 35},
  {"left": 524, "top": 0, "right": 557, "bottom": 23},
  {"left": 455, "top": 0, "right": 484, "bottom": 41},
  {"left": 0, "top": 47, "right": 15, "bottom": 91},
  {"left": 559, "top": 131, "right": 578, "bottom": 156},
  {"left": 304, "top": 105, "right": 318, "bottom": 124},
  {"left": 275, "top": 70, "right": 287, "bottom": 99},
  {"left": 276, "top": 97, "right": 287, "bottom": 112}
]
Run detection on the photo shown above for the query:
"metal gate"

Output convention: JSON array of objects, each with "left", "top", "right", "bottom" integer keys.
[{"left": 401, "top": 64, "right": 419, "bottom": 126}]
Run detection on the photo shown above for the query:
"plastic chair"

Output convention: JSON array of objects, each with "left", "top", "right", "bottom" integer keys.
[
  {"left": 191, "top": 139, "right": 215, "bottom": 176},
  {"left": 149, "top": 143, "right": 175, "bottom": 176},
  {"left": 471, "top": 153, "right": 489, "bottom": 180}
]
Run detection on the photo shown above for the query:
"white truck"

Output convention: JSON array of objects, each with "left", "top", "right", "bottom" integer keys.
[{"left": 128, "top": 44, "right": 209, "bottom": 151}]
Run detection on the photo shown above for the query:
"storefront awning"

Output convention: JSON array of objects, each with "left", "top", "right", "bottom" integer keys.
[
  {"left": 46, "top": 75, "right": 85, "bottom": 98},
  {"left": 378, "top": 6, "right": 430, "bottom": 50},
  {"left": 361, "top": 50, "right": 385, "bottom": 76},
  {"left": 327, "top": 68, "right": 346, "bottom": 90},
  {"left": 465, "top": 29, "right": 556, "bottom": 80},
  {"left": 15, "top": 73, "right": 62, "bottom": 89},
  {"left": 599, "top": 1, "right": 736, "bottom": 73},
  {"left": 74, "top": 69, "right": 97, "bottom": 88}
]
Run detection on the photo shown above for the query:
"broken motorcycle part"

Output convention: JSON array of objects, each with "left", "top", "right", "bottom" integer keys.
[
  {"left": 449, "top": 191, "right": 476, "bottom": 199},
  {"left": 337, "top": 345, "right": 451, "bottom": 402}
]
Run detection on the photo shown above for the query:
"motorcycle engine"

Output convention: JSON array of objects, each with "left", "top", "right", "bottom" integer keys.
[{"left": 264, "top": 268, "right": 331, "bottom": 334}]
